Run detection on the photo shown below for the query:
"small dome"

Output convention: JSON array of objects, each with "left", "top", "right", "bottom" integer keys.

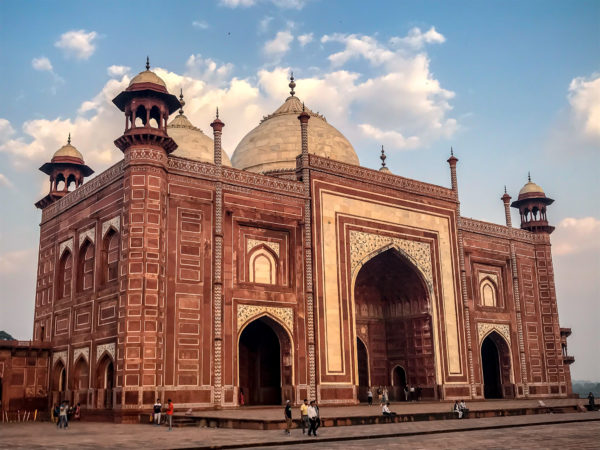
[
  {"left": 518, "top": 181, "right": 545, "bottom": 197},
  {"left": 52, "top": 137, "right": 83, "bottom": 162},
  {"left": 168, "top": 113, "right": 231, "bottom": 166},
  {"left": 231, "top": 95, "right": 359, "bottom": 173},
  {"left": 379, "top": 166, "right": 391, "bottom": 173},
  {"left": 129, "top": 69, "right": 167, "bottom": 88}
]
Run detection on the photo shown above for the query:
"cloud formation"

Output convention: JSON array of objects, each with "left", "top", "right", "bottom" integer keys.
[
  {"left": 0, "top": 173, "right": 13, "bottom": 188},
  {"left": 55, "top": 29, "right": 98, "bottom": 60},
  {"left": 107, "top": 65, "right": 130, "bottom": 77},
  {"left": 568, "top": 74, "right": 600, "bottom": 142},
  {"left": 192, "top": 20, "right": 209, "bottom": 30},
  {"left": 220, "top": 0, "right": 308, "bottom": 8},
  {"left": 389, "top": 26, "right": 446, "bottom": 49},
  {"left": 298, "top": 33, "right": 313, "bottom": 47},
  {"left": 31, "top": 57, "right": 53, "bottom": 72},
  {"left": 264, "top": 30, "right": 294, "bottom": 61},
  {"left": 552, "top": 217, "right": 600, "bottom": 256}
]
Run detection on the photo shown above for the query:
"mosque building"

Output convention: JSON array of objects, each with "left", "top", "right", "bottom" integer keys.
[{"left": 0, "top": 60, "right": 574, "bottom": 420}]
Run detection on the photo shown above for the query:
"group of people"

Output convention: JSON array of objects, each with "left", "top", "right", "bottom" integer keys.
[
  {"left": 285, "top": 399, "right": 320, "bottom": 437},
  {"left": 452, "top": 400, "right": 469, "bottom": 419},
  {"left": 152, "top": 399, "right": 175, "bottom": 430},
  {"left": 366, "top": 385, "right": 422, "bottom": 405},
  {"left": 52, "top": 402, "right": 80, "bottom": 429}
]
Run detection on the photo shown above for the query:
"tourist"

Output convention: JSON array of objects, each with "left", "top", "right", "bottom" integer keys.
[
  {"left": 284, "top": 400, "right": 292, "bottom": 435},
  {"left": 410, "top": 385, "right": 415, "bottom": 401},
  {"left": 166, "top": 398, "right": 174, "bottom": 431},
  {"left": 416, "top": 385, "right": 422, "bottom": 401},
  {"left": 403, "top": 385, "right": 409, "bottom": 402},
  {"left": 58, "top": 401, "right": 69, "bottom": 429},
  {"left": 382, "top": 402, "right": 396, "bottom": 417},
  {"left": 300, "top": 398, "right": 309, "bottom": 434},
  {"left": 453, "top": 400, "right": 463, "bottom": 419},
  {"left": 74, "top": 403, "right": 81, "bottom": 421},
  {"left": 377, "top": 386, "right": 382, "bottom": 404},
  {"left": 307, "top": 400, "right": 319, "bottom": 437},
  {"left": 382, "top": 387, "right": 389, "bottom": 404},
  {"left": 239, "top": 388, "right": 245, "bottom": 406},
  {"left": 367, "top": 388, "right": 373, "bottom": 406},
  {"left": 52, "top": 403, "right": 60, "bottom": 425},
  {"left": 459, "top": 399, "right": 469, "bottom": 418},
  {"left": 153, "top": 398, "right": 162, "bottom": 425},
  {"left": 588, "top": 392, "right": 596, "bottom": 411}
]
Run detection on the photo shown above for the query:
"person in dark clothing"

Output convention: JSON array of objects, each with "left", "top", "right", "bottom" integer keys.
[
  {"left": 588, "top": 392, "right": 596, "bottom": 411},
  {"left": 284, "top": 400, "right": 292, "bottom": 435}
]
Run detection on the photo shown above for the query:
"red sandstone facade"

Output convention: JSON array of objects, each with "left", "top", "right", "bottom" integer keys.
[{"left": 2, "top": 63, "right": 575, "bottom": 419}]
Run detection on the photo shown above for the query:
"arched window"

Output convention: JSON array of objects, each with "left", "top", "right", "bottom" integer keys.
[
  {"left": 149, "top": 105, "right": 161, "bottom": 129},
  {"left": 248, "top": 247, "right": 277, "bottom": 285},
  {"left": 77, "top": 239, "right": 95, "bottom": 292},
  {"left": 67, "top": 174, "right": 77, "bottom": 192},
  {"left": 134, "top": 105, "right": 147, "bottom": 127},
  {"left": 480, "top": 278, "right": 497, "bottom": 307},
  {"left": 57, "top": 250, "right": 73, "bottom": 299},
  {"left": 102, "top": 229, "right": 119, "bottom": 284},
  {"left": 73, "top": 357, "right": 89, "bottom": 390}
]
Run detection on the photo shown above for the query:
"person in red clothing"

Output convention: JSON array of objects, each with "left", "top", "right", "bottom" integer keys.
[{"left": 166, "top": 399, "right": 174, "bottom": 431}]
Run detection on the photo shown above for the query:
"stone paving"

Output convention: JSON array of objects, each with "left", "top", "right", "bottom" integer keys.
[{"left": 0, "top": 410, "right": 597, "bottom": 449}]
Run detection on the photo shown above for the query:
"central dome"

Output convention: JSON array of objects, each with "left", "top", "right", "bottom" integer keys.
[{"left": 231, "top": 93, "right": 359, "bottom": 173}]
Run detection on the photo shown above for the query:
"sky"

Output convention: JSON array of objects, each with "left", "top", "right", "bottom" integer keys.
[{"left": 0, "top": 0, "right": 598, "bottom": 381}]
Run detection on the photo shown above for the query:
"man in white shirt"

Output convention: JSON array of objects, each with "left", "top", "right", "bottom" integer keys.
[
  {"left": 382, "top": 402, "right": 396, "bottom": 417},
  {"left": 307, "top": 400, "right": 319, "bottom": 436}
]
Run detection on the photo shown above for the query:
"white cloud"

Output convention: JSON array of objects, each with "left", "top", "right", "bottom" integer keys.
[
  {"left": 0, "top": 249, "right": 35, "bottom": 275},
  {"left": 185, "top": 55, "right": 233, "bottom": 86},
  {"left": 321, "top": 33, "right": 395, "bottom": 67},
  {"left": 54, "top": 29, "right": 98, "bottom": 60},
  {"left": 298, "top": 33, "right": 313, "bottom": 47},
  {"left": 220, "top": 0, "right": 308, "bottom": 8},
  {"left": 389, "top": 26, "right": 445, "bottom": 49},
  {"left": 264, "top": 30, "right": 294, "bottom": 61},
  {"left": 220, "top": 0, "right": 255, "bottom": 6},
  {"left": 192, "top": 20, "right": 209, "bottom": 30},
  {"left": 0, "top": 173, "right": 13, "bottom": 188},
  {"left": 358, "top": 124, "right": 420, "bottom": 149},
  {"left": 0, "top": 118, "right": 15, "bottom": 143},
  {"left": 107, "top": 65, "right": 130, "bottom": 77},
  {"left": 568, "top": 74, "right": 600, "bottom": 142},
  {"left": 31, "top": 57, "right": 53, "bottom": 72},
  {"left": 552, "top": 217, "right": 600, "bottom": 256},
  {"left": 259, "top": 16, "right": 273, "bottom": 33}
]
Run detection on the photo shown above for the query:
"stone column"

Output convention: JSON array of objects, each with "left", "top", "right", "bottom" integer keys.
[
  {"left": 502, "top": 188, "right": 513, "bottom": 228},
  {"left": 298, "top": 108, "right": 316, "bottom": 400},
  {"left": 211, "top": 112, "right": 225, "bottom": 406},
  {"left": 447, "top": 151, "right": 476, "bottom": 398}
]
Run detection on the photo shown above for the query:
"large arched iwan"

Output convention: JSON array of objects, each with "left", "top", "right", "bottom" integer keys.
[
  {"left": 237, "top": 316, "right": 292, "bottom": 406},
  {"left": 354, "top": 248, "right": 435, "bottom": 401},
  {"left": 481, "top": 331, "right": 513, "bottom": 399}
]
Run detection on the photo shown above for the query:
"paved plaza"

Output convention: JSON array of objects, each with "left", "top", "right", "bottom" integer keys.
[{"left": 0, "top": 411, "right": 597, "bottom": 449}]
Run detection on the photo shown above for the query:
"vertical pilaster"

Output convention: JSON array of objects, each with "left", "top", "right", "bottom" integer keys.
[
  {"left": 211, "top": 112, "right": 225, "bottom": 406},
  {"left": 447, "top": 151, "right": 476, "bottom": 397},
  {"left": 298, "top": 108, "right": 316, "bottom": 400}
]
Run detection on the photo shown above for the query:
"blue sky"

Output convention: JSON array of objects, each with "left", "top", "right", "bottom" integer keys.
[{"left": 0, "top": 0, "right": 598, "bottom": 380}]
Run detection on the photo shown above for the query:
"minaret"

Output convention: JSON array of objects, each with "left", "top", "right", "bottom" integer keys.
[
  {"left": 501, "top": 186, "right": 512, "bottom": 227},
  {"left": 35, "top": 134, "right": 94, "bottom": 209},
  {"left": 379, "top": 145, "right": 391, "bottom": 173},
  {"left": 510, "top": 173, "right": 555, "bottom": 233},
  {"left": 110, "top": 58, "right": 181, "bottom": 408}
]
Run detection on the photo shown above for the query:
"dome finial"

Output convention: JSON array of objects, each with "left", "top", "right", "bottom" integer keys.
[
  {"left": 216, "top": 107, "right": 219, "bottom": 119},
  {"left": 179, "top": 89, "right": 185, "bottom": 115},
  {"left": 504, "top": 185, "right": 507, "bottom": 194},
  {"left": 380, "top": 145, "right": 387, "bottom": 168},
  {"left": 528, "top": 171, "right": 531, "bottom": 182},
  {"left": 146, "top": 56, "right": 150, "bottom": 71},
  {"left": 67, "top": 133, "right": 71, "bottom": 145},
  {"left": 289, "top": 72, "right": 296, "bottom": 97},
  {"left": 450, "top": 146, "right": 454, "bottom": 156}
]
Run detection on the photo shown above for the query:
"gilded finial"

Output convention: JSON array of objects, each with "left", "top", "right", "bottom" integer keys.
[
  {"left": 289, "top": 72, "right": 296, "bottom": 97},
  {"left": 528, "top": 171, "right": 531, "bottom": 182},
  {"left": 67, "top": 133, "right": 71, "bottom": 145},
  {"left": 504, "top": 185, "right": 507, "bottom": 194},
  {"left": 216, "top": 107, "right": 219, "bottom": 119},
  {"left": 450, "top": 146, "right": 454, "bottom": 156},
  {"left": 179, "top": 89, "right": 185, "bottom": 115},
  {"left": 380, "top": 145, "right": 387, "bottom": 168},
  {"left": 302, "top": 102, "right": 305, "bottom": 112},
  {"left": 146, "top": 56, "right": 150, "bottom": 71}
]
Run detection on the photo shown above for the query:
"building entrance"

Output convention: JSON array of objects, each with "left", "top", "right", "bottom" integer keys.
[
  {"left": 354, "top": 248, "right": 436, "bottom": 400},
  {"left": 481, "top": 332, "right": 513, "bottom": 399},
  {"left": 238, "top": 317, "right": 292, "bottom": 405}
]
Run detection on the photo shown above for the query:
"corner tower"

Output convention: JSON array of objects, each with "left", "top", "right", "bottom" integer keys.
[{"left": 510, "top": 173, "right": 555, "bottom": 233}]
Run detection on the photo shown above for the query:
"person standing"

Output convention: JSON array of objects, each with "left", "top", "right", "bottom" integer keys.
[
  {"left": 58, "top": 401, "right": 68, "bottom": 429},
  {"left": 153, "top": 399, "right": 162, "bottom": 425},
  {"left": 300, "top": 399, "right": 309, "bottom": 434},
  {"left": 307, "top": 400, "right": 319, "bottom": 437},
  {"left": 367, "top": 388, "right": 373, "bottom": 406},
  {"left": 403, "top": 385, "right": 409, "bottom": 402},
  {"left": 239, "top": 388, "right": 245, "bottom": 406},
  {"left": 166, "top": 398, "right": 174, "bottom": 431},
  {"left": 53, "top": 404, "right": 60, "bottom": 425},
  {"left": 416, "top": 385, "right": 422, "bottom": 401},
  {"left": 382, "top": 387, "right": 389, "bottom": 404},
  {"left": 588, "top": 392, "right": 596, "bottom": 411},
  {"left": 409, "top": 385, "right": 415, "bottom": 401},
  {"left": 284, "top": 400, "right": 292, "bottom": 435},
  {"left": 74, "top": 403, "right": 81, "bottom": 421}
]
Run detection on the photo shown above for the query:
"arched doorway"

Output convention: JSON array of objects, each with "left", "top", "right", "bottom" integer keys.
[
  {"left": 392, "top": 366, "right": 407, "bottom": 401},
  {"left": 52, "top": 361, "right": 67, "bottom": 404},
  {"left": 96, "top": 355, "right": 114, "bottom": 408},
  {"left": 73, "top": 357, "right": 89, "bottom": 406},
  {"left": 481, "top": 332, "right": 513, "bottom": 399},
  {"left": 238, "top": 316, "right": 292, "bottom": 405},
  {"left": 354, "top": 248, "right": 436, "bottom": 399},
  {"left": 356, "top": 338, "right": 370, "bottom": 401}
]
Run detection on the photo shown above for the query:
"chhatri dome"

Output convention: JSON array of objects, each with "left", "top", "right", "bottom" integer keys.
[
  {"left": 231, "top": 74, "right": 359, "bottom": 173},
  {"left": 52, "top": 134, "right": 84, "bottom": 162},
  {"left": 168, "top": 92, "right": 231, "bottom": 166},
  {"left": 518, "top": 173, "right": 545, "bottom": 197}
]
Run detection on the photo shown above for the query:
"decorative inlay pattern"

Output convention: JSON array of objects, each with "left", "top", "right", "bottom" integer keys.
[
  {"left": 73, "top": 346, "right": 89, "bottom": 363},
  {"left": 222, "top": 167, "right": 305, "bottom": 196},
  {"left": 53, "top": 350, "right": 67, "bottom": 367},
  {"left": 59, "top": 238, "right": 74, "bottom": 258},
  {"left": 246, "top": 239, "right": 280, "bottom": 257},
  {"left": 479, "top": 272, "right": 498, "bottom": 285},
  {"left": 477, "top": 322, "right": 511, "bottom": 344},
  {"left": 349, "top": 230, "right": 432, "bottom": 287},
  {"left": 102, "top": 216, "right": 120, "bottom": 238},
  {"left": 237, "top": 304, "right": 293, "bottom": 333},
  {"left": 309, "top": 154, "right": 457, "bottom": 201},
  {"left": 79, "top": 228, "right": 95, "bottom": 247},
  {"left": 124, "top": 147, "right": 167, "bottom": 163},
  {"left": 96, "top": 342, "right": 115, "bottom": 362},
  {"left": 459, "top": 217, "right": 549, "bottom": 243},
  {"left": 42, "top": 161, "right": 124, "bottom": 223}
]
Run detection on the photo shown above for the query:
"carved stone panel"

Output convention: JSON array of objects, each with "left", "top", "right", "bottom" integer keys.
[
  {"left": 102, "top": 216, "right": 120, "bottom": 239},
  {"left": 477, "top": 322, "right": 511, "bottom": 344},
  {"left": 53, "top": 350, "right": 67, "bottom": 367},
  {"left": 96, "top": 342, "right": 116, "bottom": 362},
  {"left": 237, "top": 304, "right": 293, "bottom": 333},
  {"left": 73, "top": 346, "right": 90, "bottom": 363},
  {"left": 246, "top": 238, "right": 280, "bottom": 257},
  {"left": 59, "top": 238, "right": 74, "bottom": 258},
  {"left": 79, "top": 228, "right": 95, "bottom": 247}
]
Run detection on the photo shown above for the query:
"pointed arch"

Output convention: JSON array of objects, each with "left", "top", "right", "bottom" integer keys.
[
  {"left": 77, "top": 238, "right": 95, "bottom": 292},
  {"left": 248, "top": 245, "right": 278, "bottom": 285},
  {"left": 480, "top": 330, "right": 514, "bottom": 398},
  {"left": 52, "top": 360, "right": 67, "bottom": 392},
  {"left": 134, "top": 104, "right": 147, "bottom": 127},
  {"left": 73, "top": 355, "right": 89, "bottom": 390},
  {"left": 479, "top": 277, "right": 498, "bottom": 307},
  {"left": 57, "top": 249, "right": 73, "bottom": 299},
  {"left": 101, "top": 228, "right": 119, "bottom": 284}
]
